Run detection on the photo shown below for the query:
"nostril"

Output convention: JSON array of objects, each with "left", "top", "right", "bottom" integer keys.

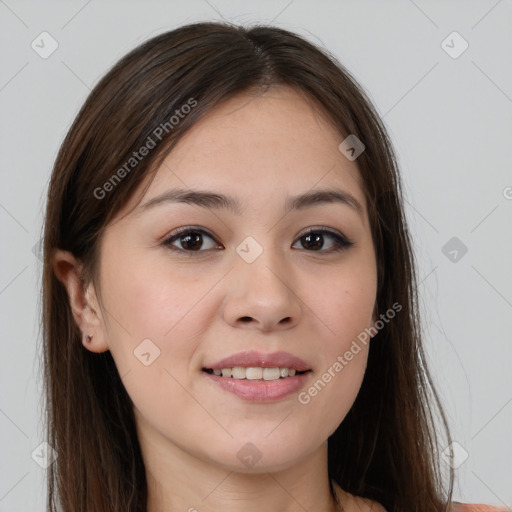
[{"left": 240, "top": 317, "right": 252, "bottom": 323}]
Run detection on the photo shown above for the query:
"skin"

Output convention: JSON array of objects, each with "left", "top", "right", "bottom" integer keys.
[{"left": 54, "top": 86, "right": 385, "bottom": 511}]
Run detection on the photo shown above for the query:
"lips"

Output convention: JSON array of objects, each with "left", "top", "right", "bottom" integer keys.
[
  {"left": 203, "top": 371, "right": 310, "bottom": 402},
  {"left": 201, "top": 350, "right": 313, "bottom": 402},
  {"left": 203, "top": 350, "right": 311, "bottom": 372}
]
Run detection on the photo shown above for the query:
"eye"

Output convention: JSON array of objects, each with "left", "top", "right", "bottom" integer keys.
[
  {"left": 292, "top": 227, "right": 354, "bottom": 253},
  {"left": 162, "top": 227, "right": 221, "bottom": 255},
  {"left": 162, "top": 226, "right": 354, "bottom": 256}
]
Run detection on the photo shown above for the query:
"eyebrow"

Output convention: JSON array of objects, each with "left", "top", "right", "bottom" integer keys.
[{"left": 140, "top": 187, "right": 364, "bottom": 217}]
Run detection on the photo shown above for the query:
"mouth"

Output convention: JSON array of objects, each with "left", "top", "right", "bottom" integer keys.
[
  {"left": 202, "top": 367, "right": 310, "bottom": 380},
  {"left": 201, "top": 350, "right": 312, "bottom": 402}
]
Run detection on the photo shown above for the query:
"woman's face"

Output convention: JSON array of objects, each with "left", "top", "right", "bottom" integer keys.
[{"left": 89, "top": 86, "right": 377, "bottom": 473}]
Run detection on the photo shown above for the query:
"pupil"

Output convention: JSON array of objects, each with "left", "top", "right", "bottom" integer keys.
[
  {"left": 304, "top": 233, "right": 322, "bottom": 250},
  {"left": 179, "top": 232, "right": 325, "bottom": 251},
  {"left": 182, "top": 233, "right": 202, "bottom": 250}
]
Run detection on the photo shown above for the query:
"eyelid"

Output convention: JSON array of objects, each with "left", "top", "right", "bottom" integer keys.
[
  {"left": 296, "top": 225, "right": 348, "bottom": 240},
  {"left": 163, "top": 225, "right": 217, "bottom": 241}
]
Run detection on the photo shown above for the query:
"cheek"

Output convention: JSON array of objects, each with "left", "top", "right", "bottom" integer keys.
[
  {"left": 98, "top": 249, "right": 217, "bottom": 374},
  {"left": 300, "top": 258, "right": 376, "bottom": 424},
  {"left": 98, "top": 257, "right": 216, "bottom": 437},
  {"left": 331, "top": 283, "right": 375, "bottom": 347},
  {"left": 311, "top": 256, "right": 377, "bottom": 350},
  {"left": 297, "top": 283, "right": 373, "bottom": 440},
  {"left": 300, "top": 343, "right": 370, "bottom": 443}
]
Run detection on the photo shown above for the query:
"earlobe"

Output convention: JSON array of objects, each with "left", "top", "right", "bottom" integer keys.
[{"left": 52, "top": 249, "right": 109, "bottom": 353}]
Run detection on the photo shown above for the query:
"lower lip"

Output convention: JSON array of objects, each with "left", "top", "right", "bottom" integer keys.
[{"left": 202, "top": 371, "right": 310, "bottom": 402}]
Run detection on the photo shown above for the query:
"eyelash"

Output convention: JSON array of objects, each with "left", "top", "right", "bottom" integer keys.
[{"left": 161, "top": 226, "right": 354, "bottom": 256}]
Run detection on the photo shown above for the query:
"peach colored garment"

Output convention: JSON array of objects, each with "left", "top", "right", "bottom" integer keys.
[{"left": 451, "top": 503, "right": 510, "bottom": 511}]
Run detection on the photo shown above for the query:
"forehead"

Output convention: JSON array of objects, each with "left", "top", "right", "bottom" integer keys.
[{"left": 125, "top": 86, "right": 367, "bottom": 218}]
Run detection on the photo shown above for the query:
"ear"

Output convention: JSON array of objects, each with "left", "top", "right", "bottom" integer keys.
[{"left": 52, "top": 249, "right": 109, "bottom": 353}]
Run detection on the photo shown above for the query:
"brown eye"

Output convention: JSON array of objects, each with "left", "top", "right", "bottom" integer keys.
[
  {"left": 293, "top": 228, "right": 353, "bottom": 253},
  {"left": 301, "top": 232, "right": 323, "bottom": 250},
  {"left": 163, "top": 228, "right": 221, "bottom": 253},
  {"left": 176, "top": 232, "right": 203, "bottom": 251}
]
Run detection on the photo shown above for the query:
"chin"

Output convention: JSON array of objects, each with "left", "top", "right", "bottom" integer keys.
[{"left": 202, "top": 435, "right": 319, "bottom": 474}]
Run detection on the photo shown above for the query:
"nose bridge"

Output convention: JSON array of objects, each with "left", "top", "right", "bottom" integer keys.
[
  {"left": 223, "top": 233, "right": 302, "bottom": 330},
  {"left": 235, "top": 234, "right": 289, "bottom": 291}
]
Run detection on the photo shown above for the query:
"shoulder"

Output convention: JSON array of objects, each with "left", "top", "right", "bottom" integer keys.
[
  {"left": 352, "top": 501, "right": 507, "bottom": 512},
  {"left": 451, "top": 504, "right": 509, "bottom": 512},
  {"left": 341, "top": 496, "right": 507, "bottom": 512}
]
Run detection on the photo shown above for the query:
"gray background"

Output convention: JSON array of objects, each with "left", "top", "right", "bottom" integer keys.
[{"left": 1, "top": 1, "right": 511, "bottom": 510}]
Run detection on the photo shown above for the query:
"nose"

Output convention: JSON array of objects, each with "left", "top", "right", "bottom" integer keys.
[{"left": 222, "top": 245, "right": 302, "bottom": 332}]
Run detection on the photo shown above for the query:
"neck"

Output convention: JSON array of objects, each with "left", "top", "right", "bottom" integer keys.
[{"left": 141, "top": 429, "right": 340, "bottom": 512}]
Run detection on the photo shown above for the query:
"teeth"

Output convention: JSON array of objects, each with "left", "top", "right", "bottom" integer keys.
[
  {"left": 232, "top": 366, "right": 246, "bottom": 379},
  {"left": 212, "top": 367, "right": 301, "bottom": 380},
  {"left": 262, "top": 368, "right": 281, "bottom": 380},
  {"left": 246, "top": 367, "right": 263, "bottom": 380}
]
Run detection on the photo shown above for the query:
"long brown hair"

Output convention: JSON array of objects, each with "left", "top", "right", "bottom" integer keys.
[{"left": 41, "top": 21, "right": 453, "bottom": 511}]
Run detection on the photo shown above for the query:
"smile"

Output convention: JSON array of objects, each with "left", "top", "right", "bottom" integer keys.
[
  {"left": 203, "top": 366, "right": 307, "bottom": 380},
  {"left": 202, "top": 368, "right": 312, "bottom": 402}
]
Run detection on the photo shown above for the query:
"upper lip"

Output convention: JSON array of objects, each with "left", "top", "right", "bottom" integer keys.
[{"left": 204, "top": 350, "right": 311, "bottom": 371}]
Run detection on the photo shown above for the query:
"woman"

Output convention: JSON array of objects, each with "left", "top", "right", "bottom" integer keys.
[{"left": 42, "top": 21, "right": 505, "bottom": 511}]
